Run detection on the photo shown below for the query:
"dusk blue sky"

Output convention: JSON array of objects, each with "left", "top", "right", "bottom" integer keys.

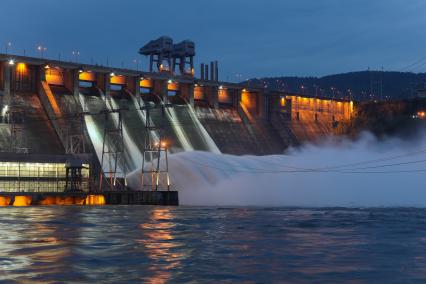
[{"left": 1, "top": 0, "right": 425, "bottom": 81}]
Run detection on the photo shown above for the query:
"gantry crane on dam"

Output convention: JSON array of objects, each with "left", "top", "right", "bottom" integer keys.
[{"left": 139, "top": 36, "right": 195, "bottom": 76}]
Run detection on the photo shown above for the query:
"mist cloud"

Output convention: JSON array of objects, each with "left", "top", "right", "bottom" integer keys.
[{"left": 128, "top": 132, "right": 426, "bottom": 207}]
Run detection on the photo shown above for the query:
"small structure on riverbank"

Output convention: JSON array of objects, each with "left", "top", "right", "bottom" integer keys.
[{"left": 0, "top": 153, "right": 179, "bottom": 206}]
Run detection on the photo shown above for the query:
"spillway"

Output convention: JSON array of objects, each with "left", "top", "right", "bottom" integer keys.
[
  {"left": 162, "top": 100, "right": 194, "bottom": 152},
  {"left": 129, "top": 92, "right": 160, "bottom": 144},
  {"left": 79, "top": 89, "right": 139, "bottom": 177},
  {"left": 141, "top": 95, "right": 187, "bottom": 152},
  {"left": 104, "top": 92, "right": 143, "bottom": 168},
  {"left": 172, "top": 103, "right": 220, "bottom": 153}
]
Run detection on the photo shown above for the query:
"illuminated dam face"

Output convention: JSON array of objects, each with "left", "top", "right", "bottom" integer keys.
[{"left": 0, "top": 53, "right": 355, "bottom": 191}]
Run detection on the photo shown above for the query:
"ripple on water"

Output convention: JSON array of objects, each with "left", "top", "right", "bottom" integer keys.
[{"left": 0, "top": 206, "right": 426, "bottom": 282}]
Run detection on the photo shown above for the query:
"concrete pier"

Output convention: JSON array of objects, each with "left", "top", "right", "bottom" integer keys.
[
  {"left": 103, "top": 191, "right": 179, "bottom": 205},
  {"left": 0, "top": 191, "right": 179, "bottom": 206}
]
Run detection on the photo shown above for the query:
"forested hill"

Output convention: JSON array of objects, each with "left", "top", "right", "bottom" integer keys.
[{"left": 247, "top": 71, "right": 426, "bottom": 101}]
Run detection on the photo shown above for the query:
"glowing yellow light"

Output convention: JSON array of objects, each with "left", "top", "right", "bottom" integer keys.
[
  {"left": 55, "top": 196, "right": 65, "bottom": 205},
  {"left": 140, "top": 78, "right": 152, "bottom": 88},
  {"left": 0, "top": 196, "right": 11, "bottom": 206},
  {"left": 16, "top": 63, "right": 27, "bottom": 73},
  {"left": 85, "top": 195, "right": 105, "bottom": 205},
  {"left": 110, "top": 75, "right": 126, "bottom": 85},
  {"left": 13, "top": 196, "right": 32, "bottom": 206},
  {"left": 39, "top": 196, "right": 56, "bottom": 205},
  {"left": 79, "top": 71, "right": 96, "bottom": 81},
  {"left": 45, "top": 64, "right": 50, "bottom": 69}
]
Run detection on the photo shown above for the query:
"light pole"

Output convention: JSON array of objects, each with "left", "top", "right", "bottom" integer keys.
[
  {"left": 347, "top": 89, "right": 352, "bottom": 100},
  {"left": 72, "top": 51, "right": 80, "bottom": 63},
  {"left": 313, "top": 85, "right": 319, "bottom": 98},
  {"left": 133, "top": 59, "right": 140, "bottom": 71},
  {"left": 5, "top": 42, "right": 11, "bottom": 54},
  {"left": 37, "top": 45, "right": 47, "bottom": 58}
]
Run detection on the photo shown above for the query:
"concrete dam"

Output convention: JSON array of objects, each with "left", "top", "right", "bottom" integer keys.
[{"left": 0, "top": 39, "right": 354, "bottom": 198}]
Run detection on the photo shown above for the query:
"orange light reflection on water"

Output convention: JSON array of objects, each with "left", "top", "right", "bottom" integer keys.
[{"left": 137, "top": 208, "right": 186, "bottom": 284}]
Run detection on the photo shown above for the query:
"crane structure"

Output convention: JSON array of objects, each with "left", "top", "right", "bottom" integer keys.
[
  {"left": 172, "top": 40, "right": 195, "bottom": 76},
  {"left": 139, "top": 36, "right": 195, "bottom": 76},
  {"left": 139, "top": 36, "right": 174, "bottom": 73}
]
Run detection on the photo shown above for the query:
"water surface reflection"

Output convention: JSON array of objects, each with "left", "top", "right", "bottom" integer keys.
[{"left": 0, "top": 207, "right": 426, "bottom": 282}]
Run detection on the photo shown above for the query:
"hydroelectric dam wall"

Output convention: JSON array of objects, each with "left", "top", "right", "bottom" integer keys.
[{"left": 0, "top": 53, "right": 355, "bottom": 188}]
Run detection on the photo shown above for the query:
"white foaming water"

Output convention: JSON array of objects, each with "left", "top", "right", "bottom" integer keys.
[
  {"left": 160, "top": 97, "right": 194, "bottom": 151},
  {"left": 106, "top": 97, "right": 142, "bottom": 169},
  {"left": 128, "top": 132, "right": 426, "bottom": 207},
  {"left": 185, "top": 104, "right": 221, "bottom": 154},
  {"left": 129, "top": 93, "right": 160, "bottom": 143},
  {"left": 79, "top": 94, "right": 124, "bottom": 175}
]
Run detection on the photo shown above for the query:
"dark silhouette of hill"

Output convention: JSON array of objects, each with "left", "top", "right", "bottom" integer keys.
[{"left": 246, "top": 71, "right": 426, "bottom": 101}]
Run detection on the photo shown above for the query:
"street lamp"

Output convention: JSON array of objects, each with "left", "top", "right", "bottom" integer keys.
[
  {"left": 331, "top": 87, "right": 336, "bottom": 99},
  {"left": 5, "top": 42, "right": 12, "bottom": 54},
  {"left": 133, "top": 59, "right": 140, "bottom": 71},
  {"left": 313, "top": 84, "right": 319, "bottom": 97},
  {"left": 37, "top": 45, "right": 47, "bottom": 58},
  {"left": 72, "top": 51, "right": 80, "bottom": 63}
]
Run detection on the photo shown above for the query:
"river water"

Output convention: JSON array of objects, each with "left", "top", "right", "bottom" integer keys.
[{"left": 1, "top": 206, "right": 426, "bottom": 283}]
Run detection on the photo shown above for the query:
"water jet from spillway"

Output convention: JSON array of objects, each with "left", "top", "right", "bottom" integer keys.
[{"left": 127, "top": 132, "right": 426, "bottom": 207}]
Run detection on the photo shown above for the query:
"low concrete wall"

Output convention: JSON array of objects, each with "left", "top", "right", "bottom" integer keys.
[
  {"left": 103, "top": 191, "right": 179, "bottom": 206},
  {"left": 0, "top": 191, "right": 179, "bottom": 206}
]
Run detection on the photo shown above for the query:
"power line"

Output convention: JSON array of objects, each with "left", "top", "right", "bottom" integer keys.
[
  {"left": 401, "top": 55, "right": 426, "bottom": 72},
  {"left": 178, "top": 153, "right": 426, "bottom": 175},
  {"left": 320, "top": 148, "right": 426, "bottom": 171},
  {"left": 411, "top": 61, "right": 426, "bottom": 73},
  {"left": 198, "top": 146, "right": 426, "bottom": 173}
]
